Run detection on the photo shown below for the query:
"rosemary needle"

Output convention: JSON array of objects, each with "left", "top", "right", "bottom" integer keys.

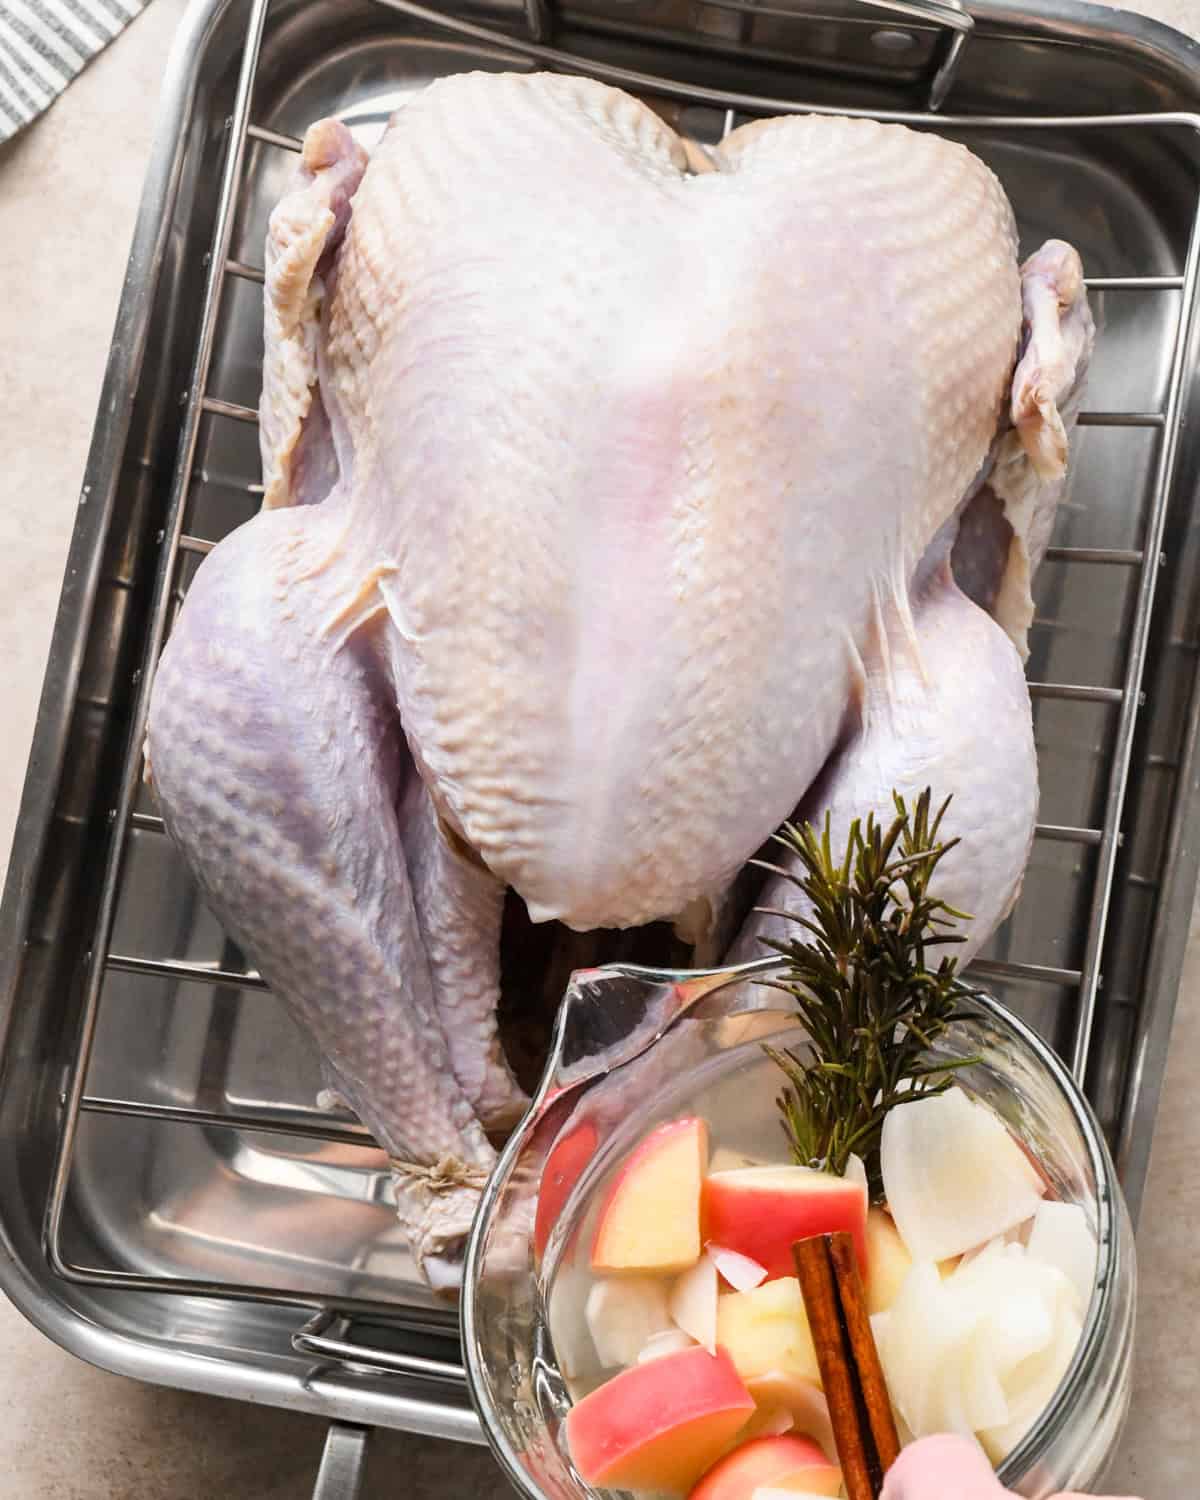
[{"left": 759, "top": 789, "right": 981, "bottom": 1200}]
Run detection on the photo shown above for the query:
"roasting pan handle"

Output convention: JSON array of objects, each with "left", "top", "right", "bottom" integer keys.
[{"left": 312, "top": 1423, "right": 370, "bottom": 1500}]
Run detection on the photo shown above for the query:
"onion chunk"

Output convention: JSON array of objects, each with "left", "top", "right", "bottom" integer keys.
[{"left": 881, "top": 1087, "right": 1045, "bottom": 1263}]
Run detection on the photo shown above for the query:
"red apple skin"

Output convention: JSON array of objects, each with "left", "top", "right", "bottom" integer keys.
[
  {"left": 702, "top": 1168, "right": 868, "bottom": 1280},
  {"left": 535, "top": 1120, "right": 599, "bottom": 1261},
  {"left": 688, "top": 1434, "right": 841, "bottom": 1500},
  {"left": 565, "top": 1345, "right": 754, "bottom": 1493}
]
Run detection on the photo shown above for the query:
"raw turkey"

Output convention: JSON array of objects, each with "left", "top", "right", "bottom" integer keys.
[
  {"left": 144, "top": 72, "right": 1092, "bottom": 1291},
  {"left": 728, "top": 238, "right": 1094, "bottom": 968}
]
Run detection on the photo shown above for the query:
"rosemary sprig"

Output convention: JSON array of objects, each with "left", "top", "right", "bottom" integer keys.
[{"left": 759, "top": 788, "right": 980, "bottom": 1199}]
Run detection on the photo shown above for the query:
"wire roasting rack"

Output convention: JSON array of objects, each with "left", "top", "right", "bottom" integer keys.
[
  {"left": 7, "top": 0, "right": 1200, "bottom": 1481},
  {"left": 42, "top": 0, "right": 1200, "bottom": 1377}
]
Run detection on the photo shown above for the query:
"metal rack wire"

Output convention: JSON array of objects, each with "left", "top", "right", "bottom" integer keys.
[{"left": 39, "top": 0, "right": 1200, "bottom": 1383}]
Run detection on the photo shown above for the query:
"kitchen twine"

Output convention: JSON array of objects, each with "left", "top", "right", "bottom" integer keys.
[
  {"left": 390, "top": 1156, "right": 491, "bottom": 1192},
  {"left": 0, "top": 0, "right": 147, "bottom": 146}
]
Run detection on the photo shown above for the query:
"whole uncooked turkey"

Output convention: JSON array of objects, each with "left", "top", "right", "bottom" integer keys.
[{"left": 144, "top": 71, "right": 1093, "bottom": 1291}]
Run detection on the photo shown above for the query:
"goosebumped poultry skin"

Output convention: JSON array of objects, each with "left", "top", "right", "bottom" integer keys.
[
  {"left": 144, "top": 71, "right": 1087, "bottom": 1289},
  {"left": 729, "top": 240, "right": 1094, "bottom": 969}
]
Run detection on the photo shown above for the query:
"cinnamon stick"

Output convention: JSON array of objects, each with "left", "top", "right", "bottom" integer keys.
[
  {"left": 792, "top": 1232, "right": 899, "bottom": 1500},
  {"left": 828, "top": 1232, "right": 901, "bottom": 1473},
  {"left": 792, "top": 1236, "right": 876, "bottom": 1500}
]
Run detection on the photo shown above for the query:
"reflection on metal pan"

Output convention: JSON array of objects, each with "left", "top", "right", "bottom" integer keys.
[{"left": 1, "top": 0, "right": 1200, "bottom": 1481}]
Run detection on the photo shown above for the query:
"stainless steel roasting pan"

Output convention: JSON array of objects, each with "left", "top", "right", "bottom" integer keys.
[{"left": 6, "top": 0, "right": 1200, "bottom": 1490}]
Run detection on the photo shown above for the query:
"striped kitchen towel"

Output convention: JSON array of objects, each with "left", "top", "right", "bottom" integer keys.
[{"left": 0, "top": 0, "right": 147, "bottom": 145}]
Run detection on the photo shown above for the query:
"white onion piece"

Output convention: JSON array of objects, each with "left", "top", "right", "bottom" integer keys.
[
  {"left": 1026, "top": 1200, "right": 1097, "bottom": 1311},
  {"left": 881, "top": 1088, "right": 1045, "bottom": 1262},
  {"left": 548, "top": 1262, "right": 596, "bottom": 1380},
  {"left": 669, "top": 1252, "right": 718, "bottom": 1353},
  {"left": 636, "top": 1328, "right": 697, "bottom": 1364},
  {"left": 953, "top": 1234, "right": 1007, "bottom": 1278},
  {"left": 980, "top": 1305, "right": 1084, "bottom": 1462},
  {"left": 873, "top": 1245, "right": 1075, "bottom": 1443},
  {"left": 986, "top": 1283, "right": 1055, "bottom": 1379},
  {"left": 708, "top": 1244, "right": 768, "bottom": 1293},
  {"left": 958, "top": 1231, "right": 1014, "bottom": 1271},
  {"left": 753, "top": 1490, "right": 841, "bottom": 1500},
  {"left": 743, "top": 1405, "right": 796, "bottom": 1439},
  {"left": 873, "top": 1261, "right": 976, "bottom": 1437},
  {"left": 927, "top": 1349, "right": 975, "bottom": 1439},
  {"left": 961, "top": 1329, "right": 1010, "bottom": 1432},
  {"left": 585, "top": 1277, "right": 672, "bottom": 1368},
  {"left": 954, "top": 1236, "right": 1074, "bottom": 1308},
  {"left": 844, "top": 1154, "right": 868, "bottom": 1192},
  {"left": 949, "top": 1243, "right": 1068, "bottom": 1382},
  {"left": 955, "top": 1242, "right": 988, "bottom": 1272}
]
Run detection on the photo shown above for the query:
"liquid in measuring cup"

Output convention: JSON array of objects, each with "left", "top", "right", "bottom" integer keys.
[{"left": 542, "top": 1047, "right": 1099, "bottom": 1499}]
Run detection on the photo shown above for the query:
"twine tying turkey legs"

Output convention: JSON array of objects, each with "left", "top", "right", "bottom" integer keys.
[{"left": 390, "top": 1156, "right": 490, "bottom": 1193}]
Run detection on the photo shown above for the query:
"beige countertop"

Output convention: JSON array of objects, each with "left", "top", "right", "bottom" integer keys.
[{"left": 2, "top": 1, "right": 1198, "bottom": 1495}]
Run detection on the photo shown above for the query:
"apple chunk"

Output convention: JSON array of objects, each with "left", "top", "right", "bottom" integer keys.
[
  {"left": 716, "top": 1278, "right": 819, "bottom": 1383},
  {"left": 744, "top": 1373, "right": 836, "bottom": 1459},
  {"left": 703, "top": 1166, "right": 867, "bottom": 1279},
  {"left": 865, "top": 1208, "right": 912, "bottom": 1315},
  {"left": 535, "top": 1120, "right": 598, "bottom": 1260},
  {"left": 689, "top": 1434, "right": 841, "bottom": 1500},
  {"left": 565, "top": 1345, "right": 754, "bottom": 1493},
  {"left": 592, "top": 1117, "right": 709, "bottom": 1273},
  {"left": 710, "top": 1147, "right": 767, "bottom": 1173}
]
